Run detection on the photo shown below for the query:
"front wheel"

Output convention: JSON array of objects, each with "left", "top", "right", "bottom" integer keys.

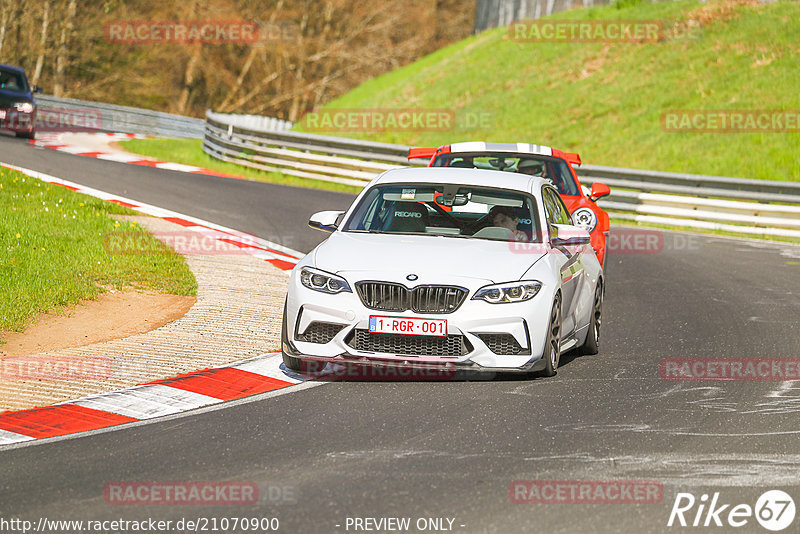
[
  {"left": 540, "top": 296, "right": 562, "bottom": 378},
  {"left": 280, "top": 299, "right": 325, "bottom": 373},
  {"left": 15, "top": 130, "right": 35, "bottom": 140},
  {"left": 579, "top": 281, "right": 603, "bottom": 356},
  {"left": 281, "top": 299, "right": 303, "bottom": 372}
]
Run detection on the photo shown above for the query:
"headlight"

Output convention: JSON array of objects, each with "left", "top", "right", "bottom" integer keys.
[
  {"left": 572, "top": 207, "right": 597, "bottom": 233},
  {"left": 472, "top": 280, "right": 542, "bottom": 304},
  {"left": 14, "top": 102, "right": 34, "bottom": 113},
  {"left": 300, "top": 267, "right": 351, "bottom": 294}
]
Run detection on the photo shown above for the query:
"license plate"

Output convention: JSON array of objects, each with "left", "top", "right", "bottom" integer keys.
[{"left": 369, "top": 316, "right": 447, "bottom": 337}]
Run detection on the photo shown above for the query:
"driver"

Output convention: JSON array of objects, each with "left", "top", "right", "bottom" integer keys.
[{"left": 516, "top": 159, "right": 546, "bottom": 177}]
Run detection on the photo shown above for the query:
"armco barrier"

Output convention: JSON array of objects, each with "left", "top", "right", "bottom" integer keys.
[
  {"left": 34, "top": 96, "right": 290, "bottom": 139},
  {"left": 199, "top": 110, "right": 799, "bottom": 238}
]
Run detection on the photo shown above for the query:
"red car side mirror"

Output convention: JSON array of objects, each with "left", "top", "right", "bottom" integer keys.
[{"left": 590, "top": 182, "right": 610, "bottom": 201}]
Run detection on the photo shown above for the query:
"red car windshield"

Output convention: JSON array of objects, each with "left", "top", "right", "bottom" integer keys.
[{"left": 432, "top": 152, "right": 580, "bottom": 197}]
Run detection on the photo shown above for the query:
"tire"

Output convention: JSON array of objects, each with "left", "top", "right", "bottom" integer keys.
[
  {"left": 540, "top": 295, "right": 562, "bottom": 378},
  {"left": 579, "top": 281, "right": 603, "bottom": 356},
  {"left": 281, "top": 299, "right": 304, "bottom": 371},
  {"left": 15, "top": 130, "right": 35, "bottom": 140},
  {"left": 280, "top": 299, "right": 325, "bottom": 373}
]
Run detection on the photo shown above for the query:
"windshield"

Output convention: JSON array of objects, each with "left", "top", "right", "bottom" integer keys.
[
  {"left": 343, "top": 183, "right": 541, "bottom": 242},
  {"left": 0, "top": 68, "right": 28, "bottom": 93},
  {"left": 432, "top": 152, "right": 580, "bottom": 196}
]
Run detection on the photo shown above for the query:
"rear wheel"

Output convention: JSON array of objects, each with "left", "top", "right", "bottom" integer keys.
[
  {"left": 579, "top": 281, "right": 603, "bottom": 356},
  {"left": 540, "top": 296, "right": 562, "bottom": 377},
  {"left": 15, "top": 130, "right": 35, "bottom": 140}
]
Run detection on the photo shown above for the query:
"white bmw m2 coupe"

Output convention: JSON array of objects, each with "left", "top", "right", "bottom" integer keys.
[{"left": 282, "top": 167, "right": 603, "bottom": 377}]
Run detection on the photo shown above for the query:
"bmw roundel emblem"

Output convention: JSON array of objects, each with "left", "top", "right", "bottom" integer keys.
[{"left": 406, "top": 274, "right": 418, "bottom": 281}]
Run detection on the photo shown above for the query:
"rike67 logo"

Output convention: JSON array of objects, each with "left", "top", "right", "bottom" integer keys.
[{"left": 668, "top": 491, "right": 796, "bottom": 531}]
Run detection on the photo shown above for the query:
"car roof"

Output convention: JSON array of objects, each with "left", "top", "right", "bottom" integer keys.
[
  {"left": 375, "top": 166, "right": 551, "bottom": 193},
  {"left": 447, "top": 141, "right": 554, "bottom": 156},
  {"left": 0, "top": 63, "right": 28, "bottom": 75}
]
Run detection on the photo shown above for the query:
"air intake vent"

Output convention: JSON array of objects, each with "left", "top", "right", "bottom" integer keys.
[
  {"left": 476, "top": 333, "right": 529, "bottom": 355},
  {"left": 296, "top": 322, "right": 345, "bottom": 344},
  {"left": 346, "top": 330, "right": 471, "bottom": 357}
]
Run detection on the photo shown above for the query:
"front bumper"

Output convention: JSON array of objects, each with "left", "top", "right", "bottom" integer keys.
[
  {"left": 285, "top": 280, "right": 554, "bottom": 372},
  {"left": 0, "top": 109, "right": 35, "bottom": 133}
]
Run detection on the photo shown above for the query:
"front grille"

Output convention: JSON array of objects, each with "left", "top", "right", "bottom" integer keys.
[
  {"left": 476, "top": 333, "right": 529, "bottom": 355},
  {"left": 346, "top": 330, "right": 471, "bottom": 357},
  {"left": 356, "top": 281, "right": 408, "bottom": 312},
  {"left": 296, "top": 322, "right": 345, "bottom": 344},
  {"left": 356, "top": 282, "right": 468, "bottom": 314}
]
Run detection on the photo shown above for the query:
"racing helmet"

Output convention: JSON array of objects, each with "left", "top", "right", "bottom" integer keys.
[{"left": 516, "top": 159, "right": 546, "bottom": 177}]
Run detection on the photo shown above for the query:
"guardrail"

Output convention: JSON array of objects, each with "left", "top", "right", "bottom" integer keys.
[
  {"left": 202, "top": 111, "right": 800, "bottom": 239},
  {"left": 36, "top": 95, "right": 206, "bottom": 138}
]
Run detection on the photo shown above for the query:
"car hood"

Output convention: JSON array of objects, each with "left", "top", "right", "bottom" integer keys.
[
  {"left": 0, "top": 89, "right": 34, "bottom": 106},
  {"left": 312, "top": 232, "right": 545, "bottom": 285}
]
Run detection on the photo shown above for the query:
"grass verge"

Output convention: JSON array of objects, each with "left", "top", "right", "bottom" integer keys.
[
  {"left": 118, "top": 138, "right": 362, "bottom": 194},
  {"left": 0, "top": 166, "right": 197, "bottom": 334},
  {"left": 298, "top": 0, "right": 800, "bottom": 182}
]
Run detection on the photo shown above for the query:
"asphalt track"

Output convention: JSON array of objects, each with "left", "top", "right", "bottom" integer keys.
[{"left": 2, "top": 133, "right": 800, "bottom": 533}]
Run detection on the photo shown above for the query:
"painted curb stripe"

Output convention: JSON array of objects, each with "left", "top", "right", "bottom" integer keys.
[
  {"left": 0, "top": 405, "right": 137, "bottom": 439},
  {"left": 31, "top": 132, "right": 246, "bottom": 180},
  {"left": 231, "top": 356, "right": 302, "bottom": 383},
  {"left": 0, "top": 429, "right": 35, "bottom": 445},
  {"left": 69, "top": 385, "right": 223, "bottom": 420},
  {"left": 146, "top": 367, "right": 294, "bottom": 401},
  {"left": 0, "top": 160, "right": 309, "bottom": 444},
  {"left": 0, "top": 355, "right": 304, "bottom": 445}
]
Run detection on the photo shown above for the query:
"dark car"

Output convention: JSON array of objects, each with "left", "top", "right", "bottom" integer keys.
[{"left": 0, "top": 63, "right": 41, "bottom": 139}]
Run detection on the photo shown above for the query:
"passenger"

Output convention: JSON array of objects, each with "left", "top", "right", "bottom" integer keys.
[{"left": 488, "top": 205, "right": 519, "bottom": 232}]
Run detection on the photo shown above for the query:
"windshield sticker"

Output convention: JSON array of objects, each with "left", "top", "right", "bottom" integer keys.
[{"left": 401, "top": 188, "right": 416, "bottom": 200}]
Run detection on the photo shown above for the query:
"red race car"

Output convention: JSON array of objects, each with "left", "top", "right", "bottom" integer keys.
[{"left": 409, "top": 142, "right": 611, "bottom": 267}]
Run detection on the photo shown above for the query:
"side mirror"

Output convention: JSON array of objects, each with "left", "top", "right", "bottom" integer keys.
[
  {"left": 308, "top": 210, "right": 345, "bottom": 233},
  {"left": 550, "top": 223, "right": 591, "bottom": 247},
  {"left": 32, "top": 85, "right": 43, "bottom": 94},
  {"left": 589, "top": 182, "right": 610, "bottom": 201}
]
